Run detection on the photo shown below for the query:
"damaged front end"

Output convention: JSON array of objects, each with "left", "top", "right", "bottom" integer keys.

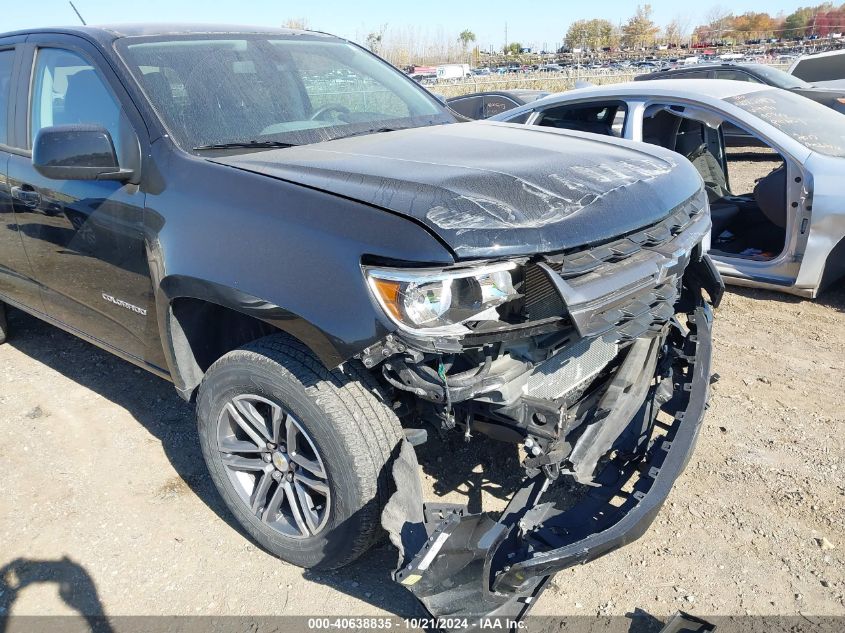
[{"left": 360, "top": 190, "right": 723, "bottom": 626}]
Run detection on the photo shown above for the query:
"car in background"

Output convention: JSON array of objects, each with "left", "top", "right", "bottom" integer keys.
[
  {"left": 490, "top": 79, "right": 845, "bottom": 298},
  {"left": 789, "top": 49, "right": 845, "bottom": 88},
  {"left": 635, "top": 63, "right": 845, "bottom": 115},
  {"left": 446, "top": 89, "right": 550, "bottom": 119}
]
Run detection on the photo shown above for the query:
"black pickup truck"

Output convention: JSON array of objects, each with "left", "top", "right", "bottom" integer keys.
[{"left": 0, "top": 24, "right": 722, "bottom": 624}]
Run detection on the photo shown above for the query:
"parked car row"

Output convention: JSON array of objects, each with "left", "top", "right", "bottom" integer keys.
[{"left": 635, "top": 62, "right": 845, "bottom": 116}]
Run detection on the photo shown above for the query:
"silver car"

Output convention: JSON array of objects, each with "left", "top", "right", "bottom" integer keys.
[{"left": 491, "top": 79, "right": 845, "bottom": 298}]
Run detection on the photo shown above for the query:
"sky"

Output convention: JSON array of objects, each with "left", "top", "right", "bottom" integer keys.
[{"left": 3, "top": 0, "right": 805, "bottom": 51}]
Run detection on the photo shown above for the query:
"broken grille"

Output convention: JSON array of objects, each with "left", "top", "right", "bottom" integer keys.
[
  {"left": 577, "top": 278, "right": 680, "bottom": 342},
  {"left": 546, "top": 192, "right": 706, "bottom": 280},
  {"left": 523, "top": 190, "right": 708, "bottom": 342}
]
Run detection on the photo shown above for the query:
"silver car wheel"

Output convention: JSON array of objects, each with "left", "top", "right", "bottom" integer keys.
[{"left": 216, "top": 394, "right": 331, "bottom": 539}]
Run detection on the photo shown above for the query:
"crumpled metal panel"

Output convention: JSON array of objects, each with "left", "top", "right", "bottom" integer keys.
[
  {"left": 210, "top": 121, "right": 704, "bottom": 258},
  {"left": 538, "top": 208, "right": 711, "bottom": 342}
]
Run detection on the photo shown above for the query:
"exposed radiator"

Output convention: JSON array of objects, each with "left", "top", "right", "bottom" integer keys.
[{"left": 523, "top": 334, "right": 618, "bottom": 401}]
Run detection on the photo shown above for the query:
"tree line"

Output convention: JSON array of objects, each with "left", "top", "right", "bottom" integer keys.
[{"left": 564, "top": 3, "right": 845, "bottom": 51}]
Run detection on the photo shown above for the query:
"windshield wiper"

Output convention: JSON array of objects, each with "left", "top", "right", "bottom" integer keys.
[
  {"left": 331, "top": 127, "right": 399, "bottom": 141},
  {"left": 193, "top": 140, "right": 299, "bottom": 151}
]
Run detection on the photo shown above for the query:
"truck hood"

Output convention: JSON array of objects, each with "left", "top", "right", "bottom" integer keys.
[{"left": 210, "top": 121, "right": 703, "bottom": 259}]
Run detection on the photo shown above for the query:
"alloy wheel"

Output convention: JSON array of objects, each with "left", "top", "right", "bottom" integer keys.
[{"left": 216, "top": 394, "right": 331, "bottom": 538}]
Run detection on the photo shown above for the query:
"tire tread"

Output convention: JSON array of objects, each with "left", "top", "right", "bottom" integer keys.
[{"left": 200, "top": 333, "right": 402, "bottom": 567}]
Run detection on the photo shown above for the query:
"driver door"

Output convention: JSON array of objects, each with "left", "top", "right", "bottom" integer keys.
[{"left": 7, "top": 37, "right": 162, "bottom": 366}]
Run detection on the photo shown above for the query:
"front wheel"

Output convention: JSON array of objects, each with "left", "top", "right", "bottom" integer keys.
[{"left": 196, "top": 334, "right": 403, "bottom": 569}]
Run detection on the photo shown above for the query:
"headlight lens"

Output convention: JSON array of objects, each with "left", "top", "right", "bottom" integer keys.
[{"left": 366, "top": 262, "right": 518, "bottom": 334}]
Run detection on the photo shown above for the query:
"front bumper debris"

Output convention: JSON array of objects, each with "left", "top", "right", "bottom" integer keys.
[
  {"left": 659, "top": 612, "right": 717, "bottom": 633},
  {"left": 382, "top": 303, "right": 714, "bottom": 627}
]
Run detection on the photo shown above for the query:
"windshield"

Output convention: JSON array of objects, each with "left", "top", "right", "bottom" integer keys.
[
  {"left": 116, "top": 34, "right": 454, "bottom": 151},
  {"left": 747, "top": 64, "right": 811, "bottom": 90},
  {"left": 726, "top": 89, "right": 845, "bottom": 158}
]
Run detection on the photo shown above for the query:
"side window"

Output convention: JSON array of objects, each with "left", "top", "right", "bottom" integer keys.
[
  {"left": 505, "top": 111, "right": 531, "bottom": 124},
  {"left": 669, "top": 71, "right": 707, "bottom": 79},
  {"left": 791, "top": 55, "right": 844, "bottom": 83},
  {"left": 714, "top": 69, "right": 761, "bottom": 83},
  {"left": 536, "top": 103, "right": 627, "bottom": 137},
  {"left": 30, "top": 48, "right": 125, "bottom": 155},
  {"left": 482, "top": 96, "right": 518, "bottom": 118},
  {"left": 447, "top": 96, "right": 483, "bottom": 119},
  {"left": 0, "top": 49, "right": 14, "bottom": 146}
]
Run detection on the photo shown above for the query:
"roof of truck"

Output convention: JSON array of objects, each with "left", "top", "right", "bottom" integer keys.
[{"left": 0, "top": 23, "right": 335, "bottom": 44}]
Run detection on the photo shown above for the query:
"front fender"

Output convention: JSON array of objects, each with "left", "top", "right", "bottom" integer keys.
[
  {"left": 143, "top": 148, "right": 456, "bottom": 397},
  {"left": 159, "top": 275, "right": 349, "bottom": 369}
]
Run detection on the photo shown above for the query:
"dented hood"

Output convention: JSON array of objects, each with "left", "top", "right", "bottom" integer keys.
[{"left": 210, "top": 122, "right": 703, "bottom": 258}]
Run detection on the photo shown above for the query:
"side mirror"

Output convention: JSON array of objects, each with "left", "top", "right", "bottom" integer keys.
[{"left": 33, "top": 125, "right": 134, "bottom": 182}]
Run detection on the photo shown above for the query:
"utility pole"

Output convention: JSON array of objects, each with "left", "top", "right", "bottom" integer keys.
[{"left": 504, "top": 22, "right": 508, "bottom": 54}]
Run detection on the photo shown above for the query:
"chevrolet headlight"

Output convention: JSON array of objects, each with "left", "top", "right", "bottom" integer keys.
[{"left": 366, "top": 262, "right": 518, "bottom": 335}]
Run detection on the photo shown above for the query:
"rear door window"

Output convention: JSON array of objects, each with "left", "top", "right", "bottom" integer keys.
[{"left": 667, "top": 70, "right": 710, "bottom": 79}]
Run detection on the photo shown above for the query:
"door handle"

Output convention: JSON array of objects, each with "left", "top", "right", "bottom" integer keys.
[{"left": 11, "top": 186, "right": 42, "bottom": 208}]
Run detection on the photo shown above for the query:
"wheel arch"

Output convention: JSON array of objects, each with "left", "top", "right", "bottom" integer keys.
[{"left": 158, "top": 275, "right": 348, "bottom": 400}]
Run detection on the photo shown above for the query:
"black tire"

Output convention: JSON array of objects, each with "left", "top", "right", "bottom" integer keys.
[
  {"left": 0, "top": 302, "right": 7, "bottom": 345},
  {"left": 196, "top": 333, "right": 403, "bottom": 569}
]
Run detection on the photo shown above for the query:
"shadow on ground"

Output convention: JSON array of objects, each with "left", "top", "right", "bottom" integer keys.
[
  {"left": 0, "top": 556, "right": 113, "bottom": 632},
  {"left": 5, "top": 309, "right": 240, "bottom": 535}
]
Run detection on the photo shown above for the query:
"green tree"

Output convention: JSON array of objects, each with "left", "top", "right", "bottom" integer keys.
[
  {"left": 505, "top": 42, "right": 523, "bottom": 55},
  {"left": 783, "top": 6, "right": 815, "bottom": 37},
  {"left": 621, "top": 4, "right": 660, "bottom": 49},
  {"left": 458, "top": 29, "right": 476, "bottom": 51},
  {"left": 565, "top": 19, "right": 618, "bottom": 50},
  {"left": 365, "top": 25, "right": 387, "bottom": 53}
]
